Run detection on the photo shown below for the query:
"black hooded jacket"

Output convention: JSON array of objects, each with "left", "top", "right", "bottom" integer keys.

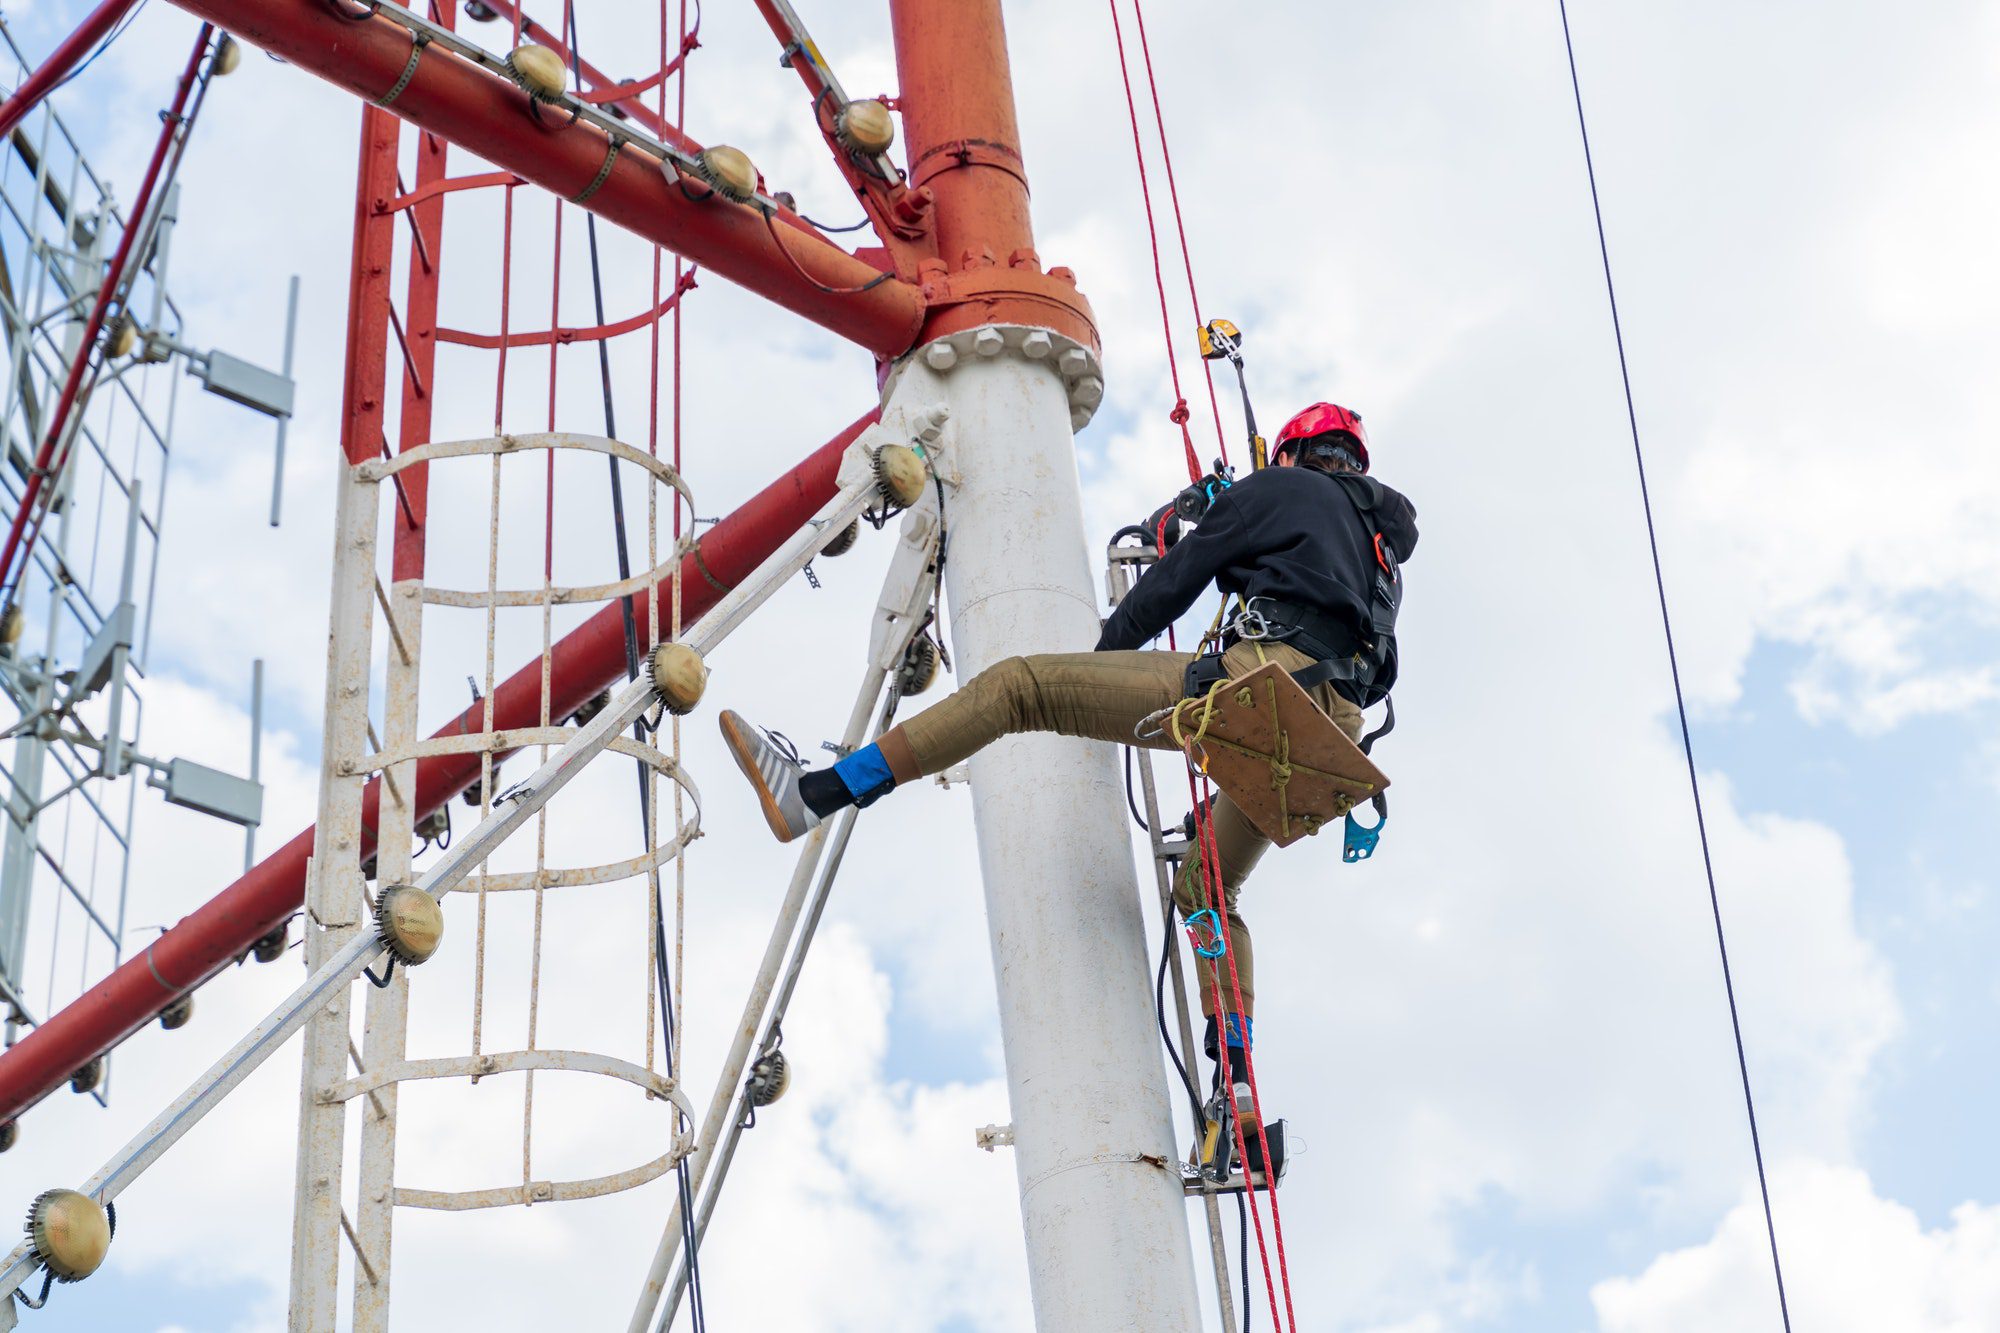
[{"left": 1096, "top": 464, "right": 1419, "bottom": 700}]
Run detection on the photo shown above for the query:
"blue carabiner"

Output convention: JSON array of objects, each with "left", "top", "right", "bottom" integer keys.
[
  {"left": 1343, "top": 803, "right": 1387, "bottom": 863},
  {"left": 1182, "top": 908, "right": 1227, "bottom": 959}
]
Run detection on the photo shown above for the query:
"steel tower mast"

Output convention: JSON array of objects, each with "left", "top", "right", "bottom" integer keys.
[{"left": 882, "top": 3, "right": 1204, "bottom": 1326}]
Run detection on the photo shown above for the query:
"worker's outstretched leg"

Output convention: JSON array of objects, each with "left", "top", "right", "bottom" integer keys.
[{"left": 719, "top": 651, "right": 1191, "bottom": 842}]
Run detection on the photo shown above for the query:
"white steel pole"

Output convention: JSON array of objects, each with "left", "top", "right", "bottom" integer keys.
[
  {"left": 889, "top": 337, "right": 1202, "bottom": 1332},
  {"left": 289, "top": 457, "right": 378, "bottom": 1330},
  {"left": 352, "top": 575, "right": 423, "bottom": 1330}
]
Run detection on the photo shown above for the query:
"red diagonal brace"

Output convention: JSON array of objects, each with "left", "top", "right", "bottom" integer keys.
[
  {"left": 0, "top": 0, "right": 143, "bottom": 142},
  {"left": 0, "top": 409, "right": 877, "bottom": 1130},
  {"left": 0, "top": 27, "right": 213, "bottom": 601},
  {"left": 166, "top": 0, "right": 924, "bottom": 356}
]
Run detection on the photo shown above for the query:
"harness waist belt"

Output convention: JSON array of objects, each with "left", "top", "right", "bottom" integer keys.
[
  {"left": 1242, "top": 599, "right": 1367, "bottom": 692},
  {"left": 1232, "top": 599, "right": 1363, "bottom": 659}
]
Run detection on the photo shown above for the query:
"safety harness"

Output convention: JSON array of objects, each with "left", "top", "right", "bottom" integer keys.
[{"left": 1178, "top": 473, "right": 1403, "bottom": 707}]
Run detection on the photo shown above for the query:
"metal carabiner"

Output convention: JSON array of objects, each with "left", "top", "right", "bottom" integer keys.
[
  {"left": 1182, "top": 908, "right": 1227, "bottom": 959},
  {"left": 1234, "top": 602, "right": 1274, "bottom": 643}
]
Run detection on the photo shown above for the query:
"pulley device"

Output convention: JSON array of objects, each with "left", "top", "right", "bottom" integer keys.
[
  {"left": 1116, "top": 459, "right": 1234, "bottom": 558},
  {"left": 1197, "top": 319, "right": 1268, "bottom": 471}
]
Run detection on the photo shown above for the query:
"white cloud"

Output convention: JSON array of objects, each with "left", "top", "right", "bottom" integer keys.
[{"left": 1593, "top": 1162, "right": 2000, "bottom": 1332}]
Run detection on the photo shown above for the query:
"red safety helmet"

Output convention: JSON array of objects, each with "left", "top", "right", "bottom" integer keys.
[{"left": 1273, "top": 401, "right": 1369, "bottom": 472}]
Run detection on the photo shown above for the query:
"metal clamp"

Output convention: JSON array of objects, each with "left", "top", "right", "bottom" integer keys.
[{"left": 373, "top": 31, "right": 431, "bottom": 108}]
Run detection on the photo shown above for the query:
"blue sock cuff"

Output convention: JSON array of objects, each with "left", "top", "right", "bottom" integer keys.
[
  {"left": 832, "top": 743, "right": 896, "bottom": 808},
  {"left": 1223, "top": 1014, "right": 1252, "bottom": 1049}
]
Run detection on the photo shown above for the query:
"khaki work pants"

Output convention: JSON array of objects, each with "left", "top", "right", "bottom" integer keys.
[{"left": 880, "top": 641, "right": 1363, "bottom": 1019}]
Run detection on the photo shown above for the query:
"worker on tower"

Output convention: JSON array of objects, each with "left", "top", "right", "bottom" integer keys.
[{"left": 718, "top": 400, "right": 1416, "bottom": 1158}]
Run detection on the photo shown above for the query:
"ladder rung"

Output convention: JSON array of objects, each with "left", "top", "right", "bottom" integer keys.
[{"left": 1182, "top": 1170, "right": 1274, "bottom": 1198}]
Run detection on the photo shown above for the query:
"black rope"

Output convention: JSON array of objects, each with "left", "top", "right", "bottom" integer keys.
[
  {"left": 566, "top": 11, "right": 708, "bottom": 1327},
  {"left": 1557, "top": 6, "right": 1792, "bottom": 1328},
  {"left": 1123, "top": 747, "right": 1152, "bottom": 834},
  {"left": 48, "top": 0, "right": 154, "bottom": 93},
  {"left": 1235, "top": 1192, "right": 1250, "bottom": 1333},
  {"left": 1156, "top": 908, "right": 1206, "bottom": 1123},
  {"left": 798, "top": 212, "right": 873, "bottom": 234}
]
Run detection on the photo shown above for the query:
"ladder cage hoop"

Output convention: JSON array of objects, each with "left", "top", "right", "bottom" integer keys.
[
  {"left": 354, "top": 432, "right": 698, "bottom": 610},
  {"left": 323, "top": 1048, "right": 697, "bottom": 1212}
]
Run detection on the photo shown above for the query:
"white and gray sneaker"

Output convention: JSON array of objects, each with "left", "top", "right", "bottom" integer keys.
[{"left": 719, "top": 710, "right": 824, "bottom": 843}]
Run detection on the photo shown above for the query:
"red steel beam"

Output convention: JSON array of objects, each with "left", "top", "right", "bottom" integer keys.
[
  {"left": 886, "top": 0, "right": 1096, "bottom": 351},
  {"left": 0, "top": 409, "right": 876, "bottom": 1129},
  {"left": 0, "top": 0, "right": 143, "bottom": 142},
  {"left": 169, "top": 0, "right": 924, "bottom": 356},
  {"left": 890, "top": 0, "right": 1034, "bottom": 272},
  {"left": 457, "top": 0, "right": 680, "bottom": 143},
  {"left": 0, "top": 27, "right": 213, "bottom": 600}
]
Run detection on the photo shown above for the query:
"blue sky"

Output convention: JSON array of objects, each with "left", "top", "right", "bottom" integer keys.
[{"left": 1, "top": 0, "right": 1997, "bottom": 1330}]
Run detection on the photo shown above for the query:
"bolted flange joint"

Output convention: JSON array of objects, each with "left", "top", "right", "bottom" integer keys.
[
  {"left": 885, "top": 326, "right": 1108, "bottom": 432},
  {"left": 650, "top": 643, "right": 708, "bottom": 715},
  {"left": 25, "top": 1188, "right": 111, "bottom": 1283},
  {"left": 374, "top": 886, "right": 444, "bottom": 967}
]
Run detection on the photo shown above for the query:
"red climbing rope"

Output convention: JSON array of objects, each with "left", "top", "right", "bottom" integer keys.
[
  {"left": 1107, "top": 0, "right": 1233, "bottom": 480},
  {"left": 1187, "top": 762, "right": 1299, "bottom": 1332},
  {"left": 1106, "top": 0, "right": 1202, "bottom": 485},
  {"left": 1129, "top": 0, "right": 1230, "bottom": 468},
  {"left": 1109, "top": 1, "right": 1299, "bottom": 1323}
]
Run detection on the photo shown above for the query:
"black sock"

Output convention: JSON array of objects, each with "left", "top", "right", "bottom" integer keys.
[{"left": 799, "top": 768, "right": 854, "bottom": 818}]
